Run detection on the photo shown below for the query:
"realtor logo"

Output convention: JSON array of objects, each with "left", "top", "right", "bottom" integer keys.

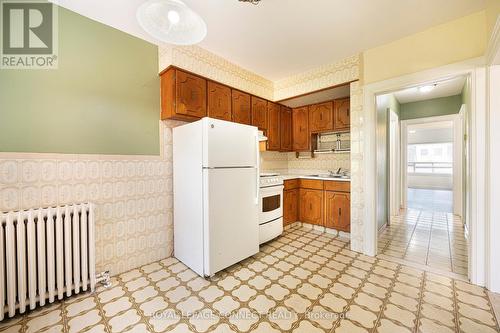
[{"left": 1, "top": 0, "right": 58, "bottom": 69}]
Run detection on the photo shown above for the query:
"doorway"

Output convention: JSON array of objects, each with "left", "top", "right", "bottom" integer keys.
[{"left": 376, "top": 76, "right": 468, "bottom": 277}]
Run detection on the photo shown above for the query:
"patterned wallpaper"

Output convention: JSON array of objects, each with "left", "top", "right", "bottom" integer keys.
[
  {"left": 273, "top": 55, "right": 361, "bottom": 101},
  {"left": 159, "top": 45, "right": 274, "bottom": 100},
  {"left": 349, "top": 81, "right": 365, "bottom": 253},
  {"left": 0, "top": 120, "right": 185, "bottom": 276},
  {"left": 260, "top": 151, "right": 350, "bottom": 174}
]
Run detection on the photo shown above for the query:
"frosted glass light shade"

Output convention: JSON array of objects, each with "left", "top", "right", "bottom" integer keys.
[{"left": 137, "top": 0, "right": 207, "bottom": 45}]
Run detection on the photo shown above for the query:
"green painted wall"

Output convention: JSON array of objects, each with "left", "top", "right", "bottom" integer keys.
[
  {"left": 0, "top": 7, "right": 160, "bottom": 155},
  {"left": 400, "top": 94, "right": 462, "bottom": 120}
]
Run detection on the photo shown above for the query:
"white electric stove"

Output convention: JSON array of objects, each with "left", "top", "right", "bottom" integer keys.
[{"left": 259, "top": 173, "right": 284, "bottom": 244}]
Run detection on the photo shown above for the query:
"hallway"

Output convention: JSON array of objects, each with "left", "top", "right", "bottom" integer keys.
[
  {"left": 378, "top": 209, "right": 468, "bottom": 276},
  {"left": 407, "top": 188, "right": 453, "bottom": 213}
]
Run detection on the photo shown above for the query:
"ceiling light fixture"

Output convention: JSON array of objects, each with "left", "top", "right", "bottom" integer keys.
[
  {"left": 419, "top": 84, "right": 437, "bottom": 93},
  {"left": 239, "top": 0, "right": 261, "bottom": 5},
  {"left": 137, "top": 0, "right": 207, "bottom": 45}
]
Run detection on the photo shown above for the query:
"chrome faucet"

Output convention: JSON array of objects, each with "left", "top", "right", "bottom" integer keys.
[{"left": 329, "top": 168, "right": 348, "bottom": 176}]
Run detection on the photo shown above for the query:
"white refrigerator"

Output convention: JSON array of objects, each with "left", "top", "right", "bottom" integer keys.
[{"left": 173, "top": 117, "right": 260, "bottom": 277}]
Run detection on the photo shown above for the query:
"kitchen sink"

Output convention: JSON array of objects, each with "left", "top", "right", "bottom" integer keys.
[{"left": 307, "top": 174, "right": 349, "bottom": 179}]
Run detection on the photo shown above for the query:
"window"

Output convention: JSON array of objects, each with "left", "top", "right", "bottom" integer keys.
[{"left": 407, "top": 142, "right": 452, "bottom": 174}]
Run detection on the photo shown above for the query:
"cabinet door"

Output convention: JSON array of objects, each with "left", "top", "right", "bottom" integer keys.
[
  {"left": 232, "top": 90, "right": 251, "bottom": 125},
  {"left": 283, "top": 189, "right": 298, "bottom": 225},
  {"left": 251, "top": 96, "right": 268, "bottom": 130},
  {"left": 280, "top": 106, "right": 292, "bottom": 151},
  {"left": 299, "top": 189, "right": 323, "bottom": 225},
  {"left": 176, "top": 70, "right": 207, "bottom": 118},
  {"left": 292, "top": 107, "right": 309, "bottom": 151},
  {"left": 267, "top": 102, "right": 281, "bottom": 151},
  {"left": 208, "top": 81, "right": 231, "bottom": 121},
  {"left": 333, "top": 98, "right": 350, "bottom": 131},
  {"left": 309, "top": 101, "right": 333, "bottom": 133},
  {"left": 324, "top": 191, "right": 350, "bottom": 232}
]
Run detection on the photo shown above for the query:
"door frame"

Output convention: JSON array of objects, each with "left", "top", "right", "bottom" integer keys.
[
  {"left": 363, "top": 57, "right": 486, "bottom": 286},
  {"left": 485, "top": 16, "right": 500, "bottom": 292},
  {"left": 389, "top": 109, "right": 401, "bottom": 217},
  {"left": 399, "top": 114, "right": 462, "bottom": 214}
]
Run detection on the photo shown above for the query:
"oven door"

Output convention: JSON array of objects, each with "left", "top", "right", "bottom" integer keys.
[{"left": 259, "top": 185, "right": 284, "bottom": 224}]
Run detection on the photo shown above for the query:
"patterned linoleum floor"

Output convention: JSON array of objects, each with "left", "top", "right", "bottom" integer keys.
[
  {"left": 0, "top": 224, "right": 498, "bottom": 333},
  {"left": 378, "top": 209, "right": 468, "bottom": 276}
]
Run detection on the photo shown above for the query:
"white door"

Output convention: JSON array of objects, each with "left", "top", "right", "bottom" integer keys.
[
  {"left": 202, "top": 118, "right": 258, "bottom": 168},
  {"left": 203, "top": 167, "right": 259, "bottom": 276}
]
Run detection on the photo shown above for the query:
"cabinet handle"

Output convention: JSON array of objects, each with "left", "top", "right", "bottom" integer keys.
[
  {"left": 339, "top": 208, "right": 341, "bottom": 216},
  {"left": 347, "top": 108, "right": 350, "bottom": 117},
  {"left": 309, "top": 203, "right": 312, "bottom": 210},
  {"left": 320, "top": 113, "right": 323, "bottom": 121}
]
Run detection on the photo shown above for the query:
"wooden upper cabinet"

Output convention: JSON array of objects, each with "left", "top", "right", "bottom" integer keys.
[
  {"left": 232, "top": 90, "right": 251, "bottom": 125},
  {"left": 207, "top": 81, "right": 231, "bottom": 121},
  {"left": 324, "top": 191, "right": 350, "bottom": 232},
  {"left": 292, "top": 107, "right": 310, "bottom": 151},
  {"left": 309, "top": 101, "right": 333, "bottom": 133},
  {"left": 280, "top": 106, "right": 292, "bottom": 152},
  {"left": 299, "top": 189, "right": 323, "bottom": 226},
  {"left": 283, "top": 189, "right": 298, "bottom": 225},
  {"left": 251, "top": 96, "right": 267, "bottom": 130},
  {"left": 267, "top": 102, "right": 281, "bottom": 151},
  {"left": 161, "top": 68, "right": 207, "bottom": 121},
  {"left": 333, "top": 98, "right": 350, "bottom": 131}
]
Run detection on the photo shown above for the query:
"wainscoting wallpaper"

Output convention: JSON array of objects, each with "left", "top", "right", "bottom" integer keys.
[{"left": 0, "top": 120, "right": 185, "bottom": 277}]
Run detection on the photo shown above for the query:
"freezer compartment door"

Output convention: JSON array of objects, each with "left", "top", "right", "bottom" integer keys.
[
  {"left": 203, "top": 168, "right": 259, "bottom": 276},
  {"left": 202, "top": 118, "right": 258, "bottom": 168}
]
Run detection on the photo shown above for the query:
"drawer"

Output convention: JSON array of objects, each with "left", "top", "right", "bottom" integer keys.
[
  {"left": 299, "top": 179, "right": 324, "bottom": 190},
  {"left": 284, "top": 179, "right": 299, "bottom": 190},
  {"left": 324, "top": 180, "right": 350, "bottom": 192}
]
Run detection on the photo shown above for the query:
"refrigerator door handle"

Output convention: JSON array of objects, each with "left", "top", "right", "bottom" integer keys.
[{"left": 255, "top": 133, "right": 260, "bottom": 205}]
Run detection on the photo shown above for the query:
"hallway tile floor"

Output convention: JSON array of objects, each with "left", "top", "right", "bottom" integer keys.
[
  {"left": 0, "top": 224, "right": 495, "bottom": 333},
  {"left": 378, "top": 209, "right": 468, "bottom": 276}
]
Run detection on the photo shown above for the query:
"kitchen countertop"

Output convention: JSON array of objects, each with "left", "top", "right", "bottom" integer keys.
[{"left": 280, "top": 174, "right": 351, "bottom": 182}]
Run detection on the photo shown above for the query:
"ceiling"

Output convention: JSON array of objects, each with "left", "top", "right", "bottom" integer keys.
[
  {"left": 393, "top": 76, "right": 467, "bottom": 104},
  {"left": 280, "top": 84, "right": 350, "bottom": 108},
  {"left": 50, "top": 0, "right": 485, "bottom": 81}
]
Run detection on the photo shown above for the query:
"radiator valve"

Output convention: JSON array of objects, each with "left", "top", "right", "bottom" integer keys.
[{"left": 96, "top": 271, "right": 112, "bottom": 288}]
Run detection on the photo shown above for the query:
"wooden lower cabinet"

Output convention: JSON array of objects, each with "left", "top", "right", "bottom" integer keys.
[
  {"left": 283, "top": 179, "right": 351, "bottom": 231},
  {"left": 324, "top": 191, "right": 350, "bottom": 232},
  {"left": 299, "top": 189, "right": 323, "bottom": 225},
  {"left": 283, "top": 189, "right": 298, "bottom": 225}
]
